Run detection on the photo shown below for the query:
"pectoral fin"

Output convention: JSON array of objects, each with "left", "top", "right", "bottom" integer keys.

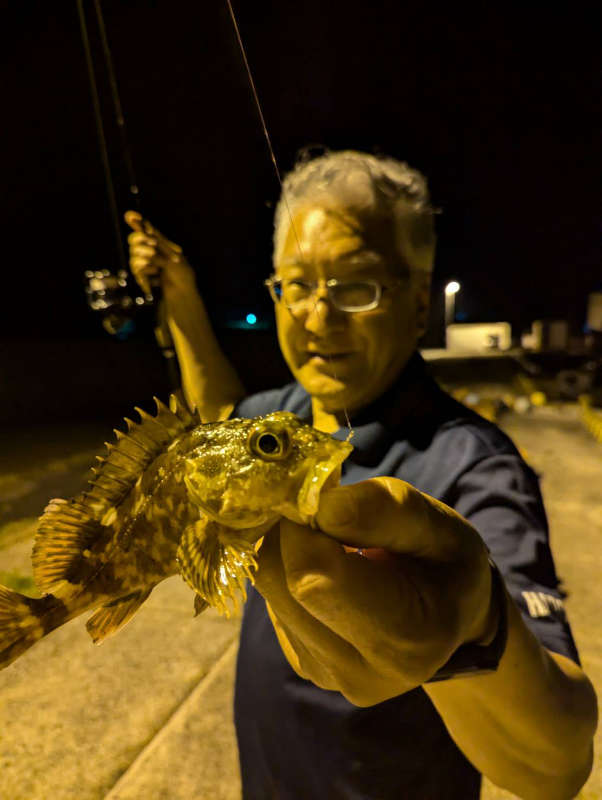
[
  {"left": 176, "top": 519, "right": 259, "bottom": 618},
  {"left": 86, "top": 587, "right": 153, "bottom": 644}
]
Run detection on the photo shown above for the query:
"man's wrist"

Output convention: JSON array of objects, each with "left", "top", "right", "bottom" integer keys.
[
  {"left": 473, "top": 560, "right": 503, "bottom": 647},
  {"left": 425, "top": 561, "right": 508, "bottom": 682}
]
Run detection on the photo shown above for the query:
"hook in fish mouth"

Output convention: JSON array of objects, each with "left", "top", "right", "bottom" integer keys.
[{"left": 281, "top": 438, "right": 353, "bottom": 524}]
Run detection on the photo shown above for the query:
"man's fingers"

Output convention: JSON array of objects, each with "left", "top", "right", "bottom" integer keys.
[
  {"left": 275, "top": 520, "right": 439, "bottom": 689},
  {"left": 278, "top": 521, "right": 426, "bottom": 647},
  {"left": 141, "top": 221, "right": 182, "bottom": 256},
  {"left": 128, "top": 231, "right": 157, "bottom": 247},
  {"left": 264, "top": 605, "right": 341, "bottom": 691},
  {"left": 130, "top": 254, "right": 166, "bottom": 270},
  {"left": 255, "top": 527, "right": 367, "bottom": 682},
  {"left": 125, "top": 211, "right": 182, "bottom": 257},
  {"left": 130, "top": 244, "right": 157, "bottom": 259},
  {"left": 130, "top": 261, "right": 161, "bottom": 278},
  {"left": 316, "top": 477, "right": 481, "bottom": 562}
]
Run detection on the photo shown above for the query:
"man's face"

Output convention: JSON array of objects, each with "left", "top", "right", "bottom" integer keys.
[{"left": 273, "top": 202, "right": 429, "bottom": 415}]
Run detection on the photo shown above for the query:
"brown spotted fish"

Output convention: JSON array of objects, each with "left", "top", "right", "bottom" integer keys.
[{"left": 0, "top": 396, "right": 352, "bottom": 670}]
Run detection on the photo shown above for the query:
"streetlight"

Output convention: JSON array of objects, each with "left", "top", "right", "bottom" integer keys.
[{"left": 444, "top": 281, "right": 461, "bottom": 347}]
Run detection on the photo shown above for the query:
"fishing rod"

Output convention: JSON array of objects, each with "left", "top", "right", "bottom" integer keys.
[
  {"left": 78, "top": 0, "right": 352, "bottom": 434},
  {"left": 76, "top": 0, "right": 180, "bottom": 392}
]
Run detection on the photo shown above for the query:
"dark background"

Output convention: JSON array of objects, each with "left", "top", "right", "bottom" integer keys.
[{"left": 1, "top": 1, "right": 600, "bottom": 422}]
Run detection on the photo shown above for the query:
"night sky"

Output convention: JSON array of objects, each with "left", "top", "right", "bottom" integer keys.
[{"left": 3, "top": 1, "right": 600, "bottom": 343}]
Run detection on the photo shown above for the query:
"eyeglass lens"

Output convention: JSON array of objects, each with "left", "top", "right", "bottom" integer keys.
[{"left": 278, "top": 280, "right": 378, "bottom": 311}]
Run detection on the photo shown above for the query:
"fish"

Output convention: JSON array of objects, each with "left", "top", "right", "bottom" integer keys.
[{"left": 0, "top": 395, "right": 352, "bottom": 670}]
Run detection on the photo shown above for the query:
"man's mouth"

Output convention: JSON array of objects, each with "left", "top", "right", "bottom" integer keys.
[{"left": 306, "top": 351, "right": 353, "bottom": 363}]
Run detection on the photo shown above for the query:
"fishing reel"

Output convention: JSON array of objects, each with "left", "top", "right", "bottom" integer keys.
[
  {"left": 84, "top": 268, "right": 156, "bottom": 339},
  {"left": 84, "top": 268, "right": 181, "bottom": 390}
]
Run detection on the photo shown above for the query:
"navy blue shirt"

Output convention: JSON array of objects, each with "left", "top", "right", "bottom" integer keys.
[{"left": 233, "top": 353, "right": 579, "bottom": 800}]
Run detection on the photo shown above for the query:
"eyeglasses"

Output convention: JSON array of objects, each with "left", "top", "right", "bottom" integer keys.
[{"left": 264, "top": 276, "right": 406, "bottom": 313}]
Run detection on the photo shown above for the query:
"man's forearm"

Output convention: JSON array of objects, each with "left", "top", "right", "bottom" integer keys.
[
  {"left": 166, "top": 293, "right": 245, "bottom": 422},
  {"left": 424, "top": 588, "right": 597, "bottom": 799}
]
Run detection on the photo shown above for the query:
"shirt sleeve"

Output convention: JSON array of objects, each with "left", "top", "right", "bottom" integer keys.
[{"left": 450, "top": 452, "right": 580, "bottom": 665}]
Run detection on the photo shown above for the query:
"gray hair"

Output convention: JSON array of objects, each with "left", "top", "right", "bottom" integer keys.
[{"left": 273, "top": 149, "right": 437, "bottom": 274}]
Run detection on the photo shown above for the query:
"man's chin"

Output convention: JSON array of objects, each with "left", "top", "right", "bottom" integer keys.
[{"left": 295, "top": 363, "right": 348, "bottom": 399}]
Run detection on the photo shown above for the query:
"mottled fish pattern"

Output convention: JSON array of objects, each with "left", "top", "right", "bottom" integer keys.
[{"left": 0, "top": 395, "right": 352, "bottom": 670}]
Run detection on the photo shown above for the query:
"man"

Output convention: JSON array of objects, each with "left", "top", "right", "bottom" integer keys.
[{"left": 126, "top": 150, "right": 597, "bottom": 799}]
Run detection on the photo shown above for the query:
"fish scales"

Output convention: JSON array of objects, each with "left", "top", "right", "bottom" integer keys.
[{"left": 0, "top": 395, "right": 352, "bottom": 670}]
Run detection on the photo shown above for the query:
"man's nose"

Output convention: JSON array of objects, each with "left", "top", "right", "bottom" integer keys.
[{"left": 303, "top": 291, "right": 346, "bottom": 333}]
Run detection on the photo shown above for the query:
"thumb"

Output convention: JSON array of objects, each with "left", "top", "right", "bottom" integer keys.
[
  {"left": 124, "top": 210, "right": 144, "bottom": 231},
  {"left": 316, "top": 477, "right": 477, "bottom": 562}
]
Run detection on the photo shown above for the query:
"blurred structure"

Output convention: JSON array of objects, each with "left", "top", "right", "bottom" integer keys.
[
  {"left": 586, "top": 292, "right": 602, "bottom": 333},
  {"left": 521, "top": 320, "right": 569, "bottom": 352},
  {"left": 445, "top": 322, "right": 512, "bottom": 352}
]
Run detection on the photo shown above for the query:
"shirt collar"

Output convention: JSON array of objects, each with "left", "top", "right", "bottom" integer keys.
[{"left": 291, "top": 352, "right": 441, "bottom": 463}]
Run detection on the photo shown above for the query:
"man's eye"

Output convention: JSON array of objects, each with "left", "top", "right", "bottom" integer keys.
[
  {"left": 284, "top": 280, "right": 311, "bottom": 301},
  {"left": 332, "top": 281, "right": 376, "bottom": 307}
]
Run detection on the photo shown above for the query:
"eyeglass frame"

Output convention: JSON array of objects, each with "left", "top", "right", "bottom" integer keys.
[{"left": 264, "top": 275, "right": 409, "bottom": 314}]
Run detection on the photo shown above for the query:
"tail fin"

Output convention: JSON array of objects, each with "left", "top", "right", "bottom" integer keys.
[{"left": 0, "top": 585, "right": 59, "bottom": 670}]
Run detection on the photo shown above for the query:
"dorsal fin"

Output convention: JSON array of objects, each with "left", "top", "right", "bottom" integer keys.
[
  {"left": 32, "top": 394, "right": 201, "bottom": 593},
  {"left": 84, "top": 394, "right": 201, "bottom": 512}
]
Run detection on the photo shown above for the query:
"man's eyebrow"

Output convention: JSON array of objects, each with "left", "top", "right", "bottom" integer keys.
[
  {"left": 332, "top": 249, "right": 385, "bottom": 265},
  {"left": 279, "top": 250, "right": 385, "bottom": 268}
]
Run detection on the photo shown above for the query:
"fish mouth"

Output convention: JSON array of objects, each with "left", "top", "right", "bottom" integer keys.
[{"left": 296, "top": 438, "right": 353, "bottom": 520}]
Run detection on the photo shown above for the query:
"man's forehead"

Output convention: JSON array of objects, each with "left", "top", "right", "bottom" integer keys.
[
  {"left": 277, "top": 202, "right": 398, "bottom": 265},
  {"left": 278, "top": 249, "right": 386, "bottom": 269},
  {"left": 296, "top": 205, "right": 379, "bottom": 245}
]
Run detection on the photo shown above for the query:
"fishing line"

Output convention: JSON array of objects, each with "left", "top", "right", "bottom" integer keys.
[
  {"left": 93, "top": 0, "right": 141, "bottom": 212},
  {"left": 76, "top": 0, "right": 127, "bottom": 274},
  {"left": 225, "top": 0, "right": 354, "bottom": 437}
]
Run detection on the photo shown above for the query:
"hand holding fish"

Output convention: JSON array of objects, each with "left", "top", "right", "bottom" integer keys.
[{"left": 253, "top": 476, "right": 498, "bottom": 705}]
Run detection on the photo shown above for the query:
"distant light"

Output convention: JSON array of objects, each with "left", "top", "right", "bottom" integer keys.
[
  {"left": 246, "top": 313, "right": 257, "bottom": 325},
  {"left": 445, "top": 281, "right": 461, "bottom": 296}
]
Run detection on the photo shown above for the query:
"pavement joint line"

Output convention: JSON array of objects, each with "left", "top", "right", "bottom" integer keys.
[{"left": 103, "top": 635, "right": 239, "bottom": 799}]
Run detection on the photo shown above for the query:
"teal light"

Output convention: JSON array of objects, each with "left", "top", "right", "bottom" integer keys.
[{"left": 246, "top": 313, "right": 257, "bottom": 325}]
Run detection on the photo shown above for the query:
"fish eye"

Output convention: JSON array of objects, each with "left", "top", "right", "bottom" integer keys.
[
  {"left": 257, "top": 433, "right": 279, "bottom": 453},
  {"left": 248, "top": 427, "right": 291, "bottom": 461}
]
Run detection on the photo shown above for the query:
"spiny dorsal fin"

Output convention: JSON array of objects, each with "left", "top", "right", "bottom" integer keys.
[
  {"left": 84, "top": 394, "right": 201, "bottom": 512},
  {"left": 33, "top": 395, "right": 200, "bottom": 594}
]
